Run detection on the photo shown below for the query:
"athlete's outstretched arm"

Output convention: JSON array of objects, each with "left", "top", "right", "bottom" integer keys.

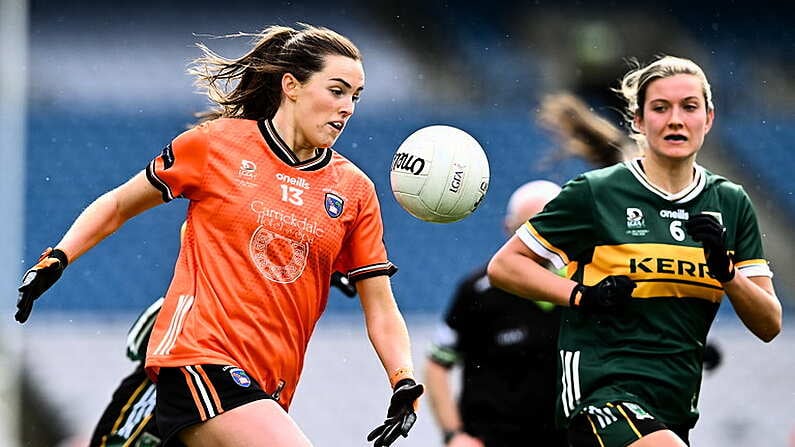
[
  {"left": 723, "top": 275, "right": 781, "bottom": 342},
  {"left": 358, "top": 275, "right": 417, "bottom": 387},
  {"left": 358, "top": 275, "right": 423, "bottom": 446},
  {"left": 16, "top": 171, "right": 164, "bottom": 322},
  {"left": 54, "top": 171, "right": 164, "bottom": 262},
  {"left": 487, "top": 236, "right": 575, "bottom": 306}
]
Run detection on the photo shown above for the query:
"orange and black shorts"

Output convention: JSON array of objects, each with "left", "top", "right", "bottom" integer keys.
[
  {"left": 155, "top": 365, "right": 273, "bottom": 446},
  {"left": 568, "top": 401, "right": 690, "bottom": 447}
]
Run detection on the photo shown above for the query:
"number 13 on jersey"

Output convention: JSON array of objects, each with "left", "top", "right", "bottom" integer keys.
[{"left": 281, "top": 185, "right": 304, "bottom": 206}]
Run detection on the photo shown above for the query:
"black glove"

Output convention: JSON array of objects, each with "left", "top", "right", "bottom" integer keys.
[
  {"left": 330, "top": 271, "right": 357, "bottom": 298},
  {"left": 684, "top": 214, "right": 735, "bottom": 282},
  {"left": 569, "top": 275, "right": 636, "bottom": 312},
  {"left": 367, "top": 378, "right": 424, "bottom": 447},
  {"left": 16, "top": 247, "right": 69, "bottom": 323}
]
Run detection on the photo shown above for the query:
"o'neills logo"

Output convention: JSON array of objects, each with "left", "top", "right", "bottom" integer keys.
[
  {"left": 391, "top": 152, "right": 426, "bottom": 175},
  {"left": 659, "top": 209, "right": 689, "bottom": 220}
]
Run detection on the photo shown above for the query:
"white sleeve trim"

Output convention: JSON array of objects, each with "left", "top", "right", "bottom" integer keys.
[
  {"left": 515, "top": 225, "right": 567, "bottom": 270},
  {"left": 738, "top": 263, "right": 773, "bottom": 278}
]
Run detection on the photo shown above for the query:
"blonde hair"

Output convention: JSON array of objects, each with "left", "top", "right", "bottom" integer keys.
[
  {"left": 189, "top": 23, "right": 361, "bottom": 124},
  {"left": 615, "top": 55, "right": 714, "bottom": 149}
]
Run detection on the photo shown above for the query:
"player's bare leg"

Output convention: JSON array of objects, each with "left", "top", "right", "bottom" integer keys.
[
  {"left": 629, "top": 430, "right": 688, "bottom": 447},
  {"left": 178, "top": 399, "right": 313, "bottom": 447}
]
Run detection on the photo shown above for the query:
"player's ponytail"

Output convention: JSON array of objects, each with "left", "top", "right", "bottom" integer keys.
[{"left": 538, "top": 92, "right": 635, "bottom": 169}]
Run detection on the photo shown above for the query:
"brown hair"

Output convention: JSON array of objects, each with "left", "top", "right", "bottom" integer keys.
[{"left": 189, "top": 23, "right": 361, "bottom": 123}]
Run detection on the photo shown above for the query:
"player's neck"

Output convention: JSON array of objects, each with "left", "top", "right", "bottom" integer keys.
[
  {"left": 639, "top": 155, "right": 696, "bottom": 195},
  {"left": 269, "top": 114, "right": 318, "bottom": 162}
]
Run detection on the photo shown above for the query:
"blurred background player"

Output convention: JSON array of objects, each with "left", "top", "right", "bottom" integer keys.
[
  {"left": 424, "top": 179, "right": 566, "bottom": 447},
  {"left": 89, "top": 297, "right": 162, "bottom": 447}
]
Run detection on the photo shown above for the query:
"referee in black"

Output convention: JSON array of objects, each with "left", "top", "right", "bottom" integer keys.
[{"left": 424, "top": 180, "right": 568, "bottom": 447}]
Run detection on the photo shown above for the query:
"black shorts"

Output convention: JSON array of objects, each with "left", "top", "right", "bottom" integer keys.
[
  {"left": 568, "top": 401, "right": 689, "bottom": 447},
  {"left": 155, "top": 365, "right": 273, "bottom": 446},
  {"left": 474, "top": 428, "right": 568, "bottom": 447},
  {"left": 90, "top": 363, "right": 160, "bottom": 447}
]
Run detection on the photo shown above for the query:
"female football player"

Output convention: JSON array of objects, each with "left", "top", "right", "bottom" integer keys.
[
  {"left": 17, "top": 24, "right": 422, "bottom": 447},
  {"left": 487, "top": 55, "right": 781, "bottom": 447}
]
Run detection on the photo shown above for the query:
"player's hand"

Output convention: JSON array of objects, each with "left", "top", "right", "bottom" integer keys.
[
  {"left": 331, "top": 271, "right": 357, "bottom": 297},
  {"left": 685, "top": 214, "right": 735, "bottom": 282},
  {"left": 570, "top": 275, "right": 636, "bottom": 312},
  {"left": 367, "top": 379, "right": 424, "bottom": 446},
  {"left": 16, "top": 248, "right": 68, "bottom": 323}
]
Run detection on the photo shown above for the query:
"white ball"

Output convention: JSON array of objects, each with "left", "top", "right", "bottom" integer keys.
[{"left": 390, "top": 125, "right": 490, "bottom": 223}]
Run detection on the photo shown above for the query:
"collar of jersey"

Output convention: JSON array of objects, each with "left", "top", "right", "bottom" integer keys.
[
  {"left": 258, "top": 119, "right": 332, "bottom": 171},
  {"left": 625, "top": 157, "right": 706, "bottom": 204}
]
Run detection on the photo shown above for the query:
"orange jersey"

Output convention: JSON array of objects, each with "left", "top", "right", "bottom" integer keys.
[{"left": 144, "top": 118, "right": 396, "bottom": 409}]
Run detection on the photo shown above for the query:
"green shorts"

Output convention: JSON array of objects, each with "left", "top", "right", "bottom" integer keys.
[{"left": 568, "top": 401, "right": 688, "bottom": 447}]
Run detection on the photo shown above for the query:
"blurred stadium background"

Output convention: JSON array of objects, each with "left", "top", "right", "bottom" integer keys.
[{"left": 1, "top": 0, "right": 793, "bottom": 445}]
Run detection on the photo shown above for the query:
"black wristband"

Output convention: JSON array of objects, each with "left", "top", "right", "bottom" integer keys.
[
  {"left": 49, "top": 249, "right": 69, "bottom": 268},
  {"left": 393, "top": 378, "right": 415, "bottom": 391}
]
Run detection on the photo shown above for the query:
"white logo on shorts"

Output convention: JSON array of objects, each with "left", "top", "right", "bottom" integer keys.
[{"left": 623, "top": 402, "right": 654, "bottom": 420}]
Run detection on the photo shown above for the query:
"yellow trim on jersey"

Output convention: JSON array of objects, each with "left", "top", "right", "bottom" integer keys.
[
  {"left": 610, "top": 403, "right": 643, "bottom": 439},
  {"left": 584, "top": 244, "right": 724, "bottom": 302},
  {"left": 736, "top": 259, "right": 766, "bottom": 268},
  {"left": 631, "top": 281, "right": 722, "bottom": 302},
  {"left": 524, "top": 222, "right": 570, "bottom": 265},
  {"left": 566, "top": 261, "right": 579, "bottom": 279},
  {"left": 586, "top": 415, "right": 607, "bottom": 447}
]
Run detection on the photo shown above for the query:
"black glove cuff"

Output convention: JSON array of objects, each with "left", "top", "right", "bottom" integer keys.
[
  {"left": 393, "top": 378, "right": 415, "bottom": 391},
  {"left": 569, "top": 284, "right": 584, "bottom": 307},
  {"left": 49, "top": 249, "right": 69, "bottom": 268}
]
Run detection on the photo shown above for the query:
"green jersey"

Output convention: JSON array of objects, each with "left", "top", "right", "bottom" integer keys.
[{"left": 516, "top": 159, "right": 771, "bottom": 429}]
